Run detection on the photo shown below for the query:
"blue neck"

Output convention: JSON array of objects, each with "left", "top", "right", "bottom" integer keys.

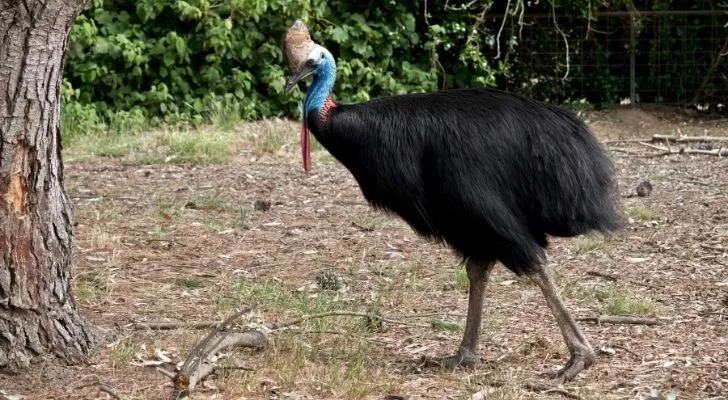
[{"left": 303, "top": 58, "right": 336, "bottom": 118}]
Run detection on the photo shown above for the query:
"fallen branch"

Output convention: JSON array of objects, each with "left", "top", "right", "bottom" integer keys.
[
  {"left": 97, "top": 381, "right": 126, "bottom": 400},
  {"left": 651, "top": 134, "right": 728, "bottom": 143},
  {"left": 523, "top": 382, "right": 585, "bottom": 400},
  {"left": 133, "top": 321, "right": 219, "bottom": 330},
  {"left": 608, "top": 147, "right": 646, "bottom": 157},
  {"left": 643, "top": 147, "right": 728, "bottom": 157},
  {"left": 612, "top": 344, "right": 642, "bottom": 360},
  {"left": 639, "top": 141, "right": 669, "bottom": 151},
  {"left": 576, "top": 316, "right": 662, "bottom": 326},
  {"left": 586, "top": 270, "right": 618, "bottom": 281},
  {"left": 602, "top": 138, "right": 651, "bottom": 144},
  {"left": 700, "top": 244, "right": 726, "bottom": 252},
  {"left": 160, "top": 308, "right": 268, "bottom": 398}
]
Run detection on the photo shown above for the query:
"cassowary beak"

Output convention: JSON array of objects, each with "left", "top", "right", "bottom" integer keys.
[{"left": 285, "top": 65, "right": 315, "bottom": 93}]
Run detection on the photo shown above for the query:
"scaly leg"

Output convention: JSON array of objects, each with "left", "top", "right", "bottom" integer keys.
[
  {"left": 530, "top": 265, "right": 595, "bottom": 381},
  {"left": 426, "top": 258, "right": 495, "bottom": 369}
]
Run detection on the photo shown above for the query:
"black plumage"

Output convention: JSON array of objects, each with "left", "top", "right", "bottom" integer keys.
[{"left": 309, "top": 88, "right": 621, "bottom": 275}]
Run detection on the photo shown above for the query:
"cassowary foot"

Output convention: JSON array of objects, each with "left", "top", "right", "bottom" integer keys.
[
  {"left": 551, "top": 347, "right": 596, "bottom": 382},
  {"left": 422, "top": 350, "right": 479, "bottom": 370}
]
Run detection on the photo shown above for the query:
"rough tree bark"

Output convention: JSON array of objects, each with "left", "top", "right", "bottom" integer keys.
[{"left": 0, "top": 0, "right": 94, "bottom": 372}]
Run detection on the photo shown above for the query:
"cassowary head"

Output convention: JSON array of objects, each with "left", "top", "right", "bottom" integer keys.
[
  {"left": 282, "top": 20, "right": 337, "bottom": 172},
  {"left": 283, "top": 20, "right": 335, "bottom": 93}
]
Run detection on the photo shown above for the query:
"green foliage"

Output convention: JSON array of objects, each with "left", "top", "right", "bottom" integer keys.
[{"left": 62, "top": 0, "right": 727, "bottom": 135}]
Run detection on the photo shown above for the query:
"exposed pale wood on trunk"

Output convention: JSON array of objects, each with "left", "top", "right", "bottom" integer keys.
[{"left": 0, "top": 0, "right": 94, "bottom": 372}]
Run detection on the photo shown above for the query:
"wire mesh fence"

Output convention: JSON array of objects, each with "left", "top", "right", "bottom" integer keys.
[{"left": 498, "top": 9, "right": 727, "bottom": 110}]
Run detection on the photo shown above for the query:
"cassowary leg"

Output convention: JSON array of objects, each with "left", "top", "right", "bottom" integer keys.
[
  {"left": 531, "top": 265, "right": 595, "bottom": 381},
  {"left": 425, "top": 259, "right": 495, "bottom": 369}
]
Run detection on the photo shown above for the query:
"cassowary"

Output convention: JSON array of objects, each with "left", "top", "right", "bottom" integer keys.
[{"left": 282, "top": 20, "right": 621, "bottom": 381}]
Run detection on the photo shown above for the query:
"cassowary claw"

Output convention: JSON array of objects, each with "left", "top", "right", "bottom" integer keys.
[{"left": 554, "top": 347, "right": 596, "bottom": 382}]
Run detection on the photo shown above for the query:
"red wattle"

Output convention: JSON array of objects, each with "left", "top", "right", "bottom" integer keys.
[{"left": 301, "top": 120, "right": 311, "bottom": 172}]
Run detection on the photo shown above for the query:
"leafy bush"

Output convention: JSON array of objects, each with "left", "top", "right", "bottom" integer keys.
[{"left": 62, "top": 0, "right": 727, "bottom": 135}]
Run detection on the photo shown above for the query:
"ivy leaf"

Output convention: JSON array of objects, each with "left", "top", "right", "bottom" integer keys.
[{"left": 331, "top": 27, "right": 349, "bottom": 43}]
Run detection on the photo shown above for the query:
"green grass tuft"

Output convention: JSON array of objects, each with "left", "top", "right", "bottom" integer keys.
[
  {"left": 573, "top": 235, "right": 607, "bottom": 255},
  {"left": 628, "top": 206, "right": 660, "bottom": 222},
  {"left": 350, "top": 213, "right": 390, "bottom": 232},
  {"left": 451, "top": 262, "right": 469, "bottom": 289}
]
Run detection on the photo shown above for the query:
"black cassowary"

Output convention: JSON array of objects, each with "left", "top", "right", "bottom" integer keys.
[{"left": 282, "top": 20, "right": 621, "bottom": 381}]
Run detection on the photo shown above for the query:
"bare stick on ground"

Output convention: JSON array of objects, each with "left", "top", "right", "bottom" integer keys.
[
  {"left": 159, "top": 308, "right": 268, "bottom": 398},
  {"left": 97, "top": 381, "right": 127, "bottom": 400},
  {"left": 651, "top": 134, "right": 728, "bottom": 143},
  {"left": 523, "top": 382, "right": 586, "bottom": 400},
  {"left": 576, "top": 316, "right": 662, "bottom": 326},
  {"left": 133, "top": 321, "right": 220, "bottom": 330}
]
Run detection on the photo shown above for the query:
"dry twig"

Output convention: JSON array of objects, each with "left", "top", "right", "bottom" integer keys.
[
  {"left": 612, "top": 344, "right": 642, "bottom": 360},
  {"left": 97, "top": 382, "right": 126, "bottom": 400},
  {"left": 576, "top": 316, "right": 662, "bottom": 326},
  {"left": 134, "top": 321, "right": 219, "bottom": 330},
  {"left": 587, "top": 270, "right": 618, "bottom": 281},
  {"left": 523, "top": 382, "right": 585, "bottom": 400},
  {"left": 651, "top": 134, "right": 728, "bottom": 143},
  {"left": 645, "top": 148, "right": 728, "bottom": 157}
]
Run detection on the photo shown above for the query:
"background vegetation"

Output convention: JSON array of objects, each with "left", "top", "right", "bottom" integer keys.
[{"left": 62, "top": 0, "right": 727, "bottom": 138}]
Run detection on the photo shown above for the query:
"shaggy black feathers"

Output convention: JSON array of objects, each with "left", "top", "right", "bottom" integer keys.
[{"left": 308, "top": 88, "right": 621, "bottom": 275}]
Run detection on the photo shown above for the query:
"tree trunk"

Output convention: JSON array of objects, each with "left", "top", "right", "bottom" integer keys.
[{"left": 0, "top": 0, "right": 94, "bottom": 372}]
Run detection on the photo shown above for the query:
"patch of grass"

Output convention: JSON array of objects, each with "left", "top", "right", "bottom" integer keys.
[
  {"left": 88, "top": 227, "right": 121, "bottom": 250},
  {"left": 628, "top": 206, "right": 659, "bottom": 222},
  {"left": 240, "top": 325, "right": 395, "bottom": 399},
  {"left": 204, "top": 97, "right": 242, "bottom": 132},
  {"left": 64, "top": 126, "right": 240, "bottom": 165},
  {"left": 451, "top": 263, "right": 469, "bottom": 289},
  {"left": 217, "top": 279, "right": 349, "bottom": 318},
  {"left": 73, "top": 267, "right": 108, "bottom": 302},
  {"left": 108, "top": 341, "right": 141, "bottom": 368},
  {"left": 152, "top": 201, "right": 181, "bottom": 224},
  {"left": 204, "top": 217, "right": 251, "bottom": 233},
  {"left": 602, "top": 291, "right": 660, "bottom": 316},
  {"left": 572, "top": 287, "right": 660, "bottom": 316},
  {"left": 186, "top": 193, "right": 229, "bottom": 212},
  {"left": 573, "top": 235, "right": 607, "bottom": 255},
  {"left": 152, "top": 129, "right": 239, "bottom": 165},
  {"left": 174, "top": 277, "right": 209, "bottom": 289},
  {"left": 148, "top": 225, "right": 167, "bottom": 241},
  {"left": 252, "top": 122, "right": 289, "bottom": 155},
  {"left": 350, "top": 213, "right": 390, "bottom": 232},
  {"left": 431, "top": 320, "right": 462, "bottom": 332}
]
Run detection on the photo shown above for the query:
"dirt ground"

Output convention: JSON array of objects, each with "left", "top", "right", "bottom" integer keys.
[{"left": 1, "top": 106, "right": 727, "bottom": 400}]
